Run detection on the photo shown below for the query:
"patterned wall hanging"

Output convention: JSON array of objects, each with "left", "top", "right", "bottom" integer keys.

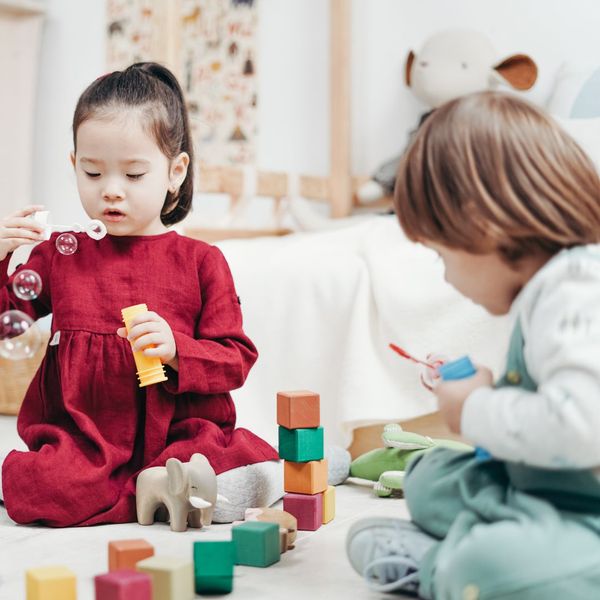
[{"left": 107, "top": 0, "right": 258, "bottom": 166}]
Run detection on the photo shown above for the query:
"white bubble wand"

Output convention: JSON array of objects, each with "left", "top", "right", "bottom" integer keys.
[{"left": 33, "top": 211, "right": 107, "bottom": 241}]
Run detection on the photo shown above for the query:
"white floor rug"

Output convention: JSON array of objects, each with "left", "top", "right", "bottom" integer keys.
[{"left": 0, "top": 479, "right": 412, "bottom": 599}]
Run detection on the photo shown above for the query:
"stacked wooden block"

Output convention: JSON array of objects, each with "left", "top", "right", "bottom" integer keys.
[{"left": 278, "top": 390, "right": 336, "bottom": 530}]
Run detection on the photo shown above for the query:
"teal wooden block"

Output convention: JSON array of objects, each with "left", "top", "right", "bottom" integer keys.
[
  {"left": 232, "top": 521, "right": 281, "bottom": 567},
  {"left": 193, "top": 541, "right": 234, "bottom": 594},
  {"left": 278, "top": 426, "right": 324, "bottom": 462}
]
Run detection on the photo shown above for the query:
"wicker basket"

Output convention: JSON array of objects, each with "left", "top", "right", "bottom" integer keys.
[{"left": 0, "top": 331, "right": 50, "bottom": 415}]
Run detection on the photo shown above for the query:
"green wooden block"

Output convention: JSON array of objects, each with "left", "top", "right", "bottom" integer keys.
[
  {"left": 278, "top": 425, "right": 324, "bottom": 462},
  {"left": 232, "top": 521, "right": 281, "bottom": 567},
  {"left": 193, "top": 541, "right": 234, "bottom": 594}
]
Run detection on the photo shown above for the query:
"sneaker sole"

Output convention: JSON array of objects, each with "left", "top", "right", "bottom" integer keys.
[{"left": 346, "top": 516, "right": 420, "bottom": 574}]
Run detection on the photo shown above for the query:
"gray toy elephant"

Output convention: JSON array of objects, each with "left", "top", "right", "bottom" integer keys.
[{"left": 136, "top": 453, "right": 218, "bottom": 532}]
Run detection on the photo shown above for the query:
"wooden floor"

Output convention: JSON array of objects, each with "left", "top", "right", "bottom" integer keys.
[{"left": 347, "top": 411, "right": 464, "bottom": 459}]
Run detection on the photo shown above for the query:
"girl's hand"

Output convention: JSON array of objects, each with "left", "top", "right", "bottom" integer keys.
[
  {"left": 434, "top": 366, "right": 493, "bottom": 434},
  {"left": 117, "top": 311, "right": 178, "bottom": 370},
  {"left": 0, "top": 205, "right": 46, "bottom": 261}
]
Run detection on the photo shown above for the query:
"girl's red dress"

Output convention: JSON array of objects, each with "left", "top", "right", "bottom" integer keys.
[{"left": 0, "top": 231, "right": 278, "bottom": 526}]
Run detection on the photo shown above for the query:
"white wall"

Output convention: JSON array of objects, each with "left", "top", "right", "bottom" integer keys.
[
  {"left": 28, "top": 0, "right": 600, "bottom": 220},
  {"left": 31, "top": 0, "right": 106, "bottom": 225}
]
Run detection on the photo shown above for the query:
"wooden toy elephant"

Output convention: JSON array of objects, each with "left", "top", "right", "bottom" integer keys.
[{"left": 136, "top": 453, "right": 217, "bottom": 532}]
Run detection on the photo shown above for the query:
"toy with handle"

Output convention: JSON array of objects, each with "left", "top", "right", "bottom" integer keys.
[
  {"left": 437, "top": 356, "right": 491, "bottom": 461},
  {"left": 121, "top": 303, "right": 168, "bottom": 387}
]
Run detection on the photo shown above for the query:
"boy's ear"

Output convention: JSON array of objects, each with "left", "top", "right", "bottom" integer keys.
[
  {"left": 70, "top": 151, "right": 76, "bottom": 168},
  {"left": 169, "top": 152, "right": 190, "bottom": 191}
]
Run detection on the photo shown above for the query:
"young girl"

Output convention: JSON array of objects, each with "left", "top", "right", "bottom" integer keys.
[
  {"left": 0, "top": 62, "right": 280, "bottom": 527},
  {"left": 346, "top": 91, "right": 600, "bottom": 598}
]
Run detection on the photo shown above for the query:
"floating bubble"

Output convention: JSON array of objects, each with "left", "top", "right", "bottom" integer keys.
[
  {"left": 56, "top": 232, "right": 78, "bottom": 256},
  {"left": 12, "top": 269, "right": 42, "bottom": 301},
  {"left": 86, "top": 219, "right": 107, "bottom": 240},
  {"left": 0, "top": 310, "right": 42, "bottom": 360}
]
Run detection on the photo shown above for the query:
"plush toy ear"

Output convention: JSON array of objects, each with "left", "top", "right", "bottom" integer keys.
[
  {"left": 166, "top": 458, "right": 186, "bottom": 496},
  {"left": 405, "top": 50, "right": 415, "bottom": 87},
  {"left": 493, "top": 54, "right": 538, "bottom": 90}
]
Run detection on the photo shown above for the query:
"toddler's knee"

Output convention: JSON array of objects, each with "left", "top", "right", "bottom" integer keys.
[{"left": 403, "top": 448, "right": 458, "bottom": 526}]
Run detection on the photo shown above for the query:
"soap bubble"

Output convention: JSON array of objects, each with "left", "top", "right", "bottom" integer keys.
[
  {"left": 56, "top": 233, "right": 78, "bottom": 255},
  {"left": 12, "top": 269, "right": 42, "bottom": 301},
  {"left": 86, "top": 220, "right": 107, "bottom": 240},
  {"left": 0, "top": 310, "right": 42, "bottom": 360}
]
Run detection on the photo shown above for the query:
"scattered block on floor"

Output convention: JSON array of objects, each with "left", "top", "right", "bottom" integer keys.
[
  {"left": 94, "top": 569, "right": 152, "bottom": 600},
  {"left": 322, "top": 485, "right": 336, "bottom": 524},
  {"left": 232, "top": 521, "right": 281, "bottom": 567},
  {"left": 26, "top": 565, "right": 76, "bottom": 600},
  {"left": 279, "top": 528, "right": 291, "bottom": 553},
  {"left": 284, "top": 459, "right": 328, "bottom": 494},
  {"left": 193, "top": 540, "right": 235, "bottom": 595},
  {"left": 108, "top": 539, "right": 154, "bottom": 571},
  {"left": 277, "top": 390, "right": 320, "bottom": 429},
  {"left": 278, "top": 425, "right": 324, "bottom": 462},
  {"left": 136, "top": 556, "right": 194, "bottom": 600},
  {"left": 244, "top": 507, "right": 298, "bottom": 548},
  {"left": 283, "top": 492, "right": 323, "bottom": 531}
]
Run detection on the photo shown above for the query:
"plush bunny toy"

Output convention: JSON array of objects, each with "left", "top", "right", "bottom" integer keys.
[{"left": 356, "top": 28, "right": 538, "bottom": 204}]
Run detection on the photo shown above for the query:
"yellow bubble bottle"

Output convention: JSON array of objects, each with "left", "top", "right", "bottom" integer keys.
[{"left": 121, "top": 303, "right": 168, "bottom": 387}]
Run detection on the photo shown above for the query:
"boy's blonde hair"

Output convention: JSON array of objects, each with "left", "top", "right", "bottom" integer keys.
[{"left": 394, "top": 91, "right": 600, "bottom": 263}]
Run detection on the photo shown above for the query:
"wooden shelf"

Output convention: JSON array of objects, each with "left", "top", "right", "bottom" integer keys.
[{"left": 185, "top": 227, "right": 293, "bottom": 244}]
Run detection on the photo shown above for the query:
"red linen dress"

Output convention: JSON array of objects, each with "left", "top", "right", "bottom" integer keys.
[{"left": 0, "top": 231, "right": 278, "bottom": 526}]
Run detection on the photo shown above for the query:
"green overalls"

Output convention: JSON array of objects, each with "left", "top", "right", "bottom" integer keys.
[{"left": 403, "top": 320, "right": 600, "bottom": 599}]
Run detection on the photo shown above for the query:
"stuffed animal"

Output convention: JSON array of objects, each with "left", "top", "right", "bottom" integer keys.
[
  {"left": 356, "top": 28, "right": 538, "bottom": 204},
  {"left": 349, "top": 424, "right": 471, "bottom": 497}
]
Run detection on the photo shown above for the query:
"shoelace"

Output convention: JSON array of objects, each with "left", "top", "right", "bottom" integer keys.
[
  {"left": 364, "top": 536, "right": 419, "bottom": 592},
  {"left": 364, "top": 555, "right": 420, "bottom": 593}
]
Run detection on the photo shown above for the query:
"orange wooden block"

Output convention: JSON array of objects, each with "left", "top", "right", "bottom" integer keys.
[
  {"left": 109, "top": 539, "right": 154, "bottom": 571},
  {"left": 277, "top": 390, "right": 320, "bottom": 429},
  {"left": 284, "top": 459, "right": 328, "bottom": 494}
]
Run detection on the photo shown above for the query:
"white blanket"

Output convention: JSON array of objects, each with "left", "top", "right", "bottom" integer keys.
[{"left": 217, "top": 215, "right": 511, "bottom": 448}]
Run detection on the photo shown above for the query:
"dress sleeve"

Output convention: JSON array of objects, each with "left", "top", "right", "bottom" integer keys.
[
  {"left": 0, "top": 242, "right": 53, "bottom": 321},
  {"left": 163, "top": 246, "right": 258, "bottom": 395},
  {"left": 461, "top": 263, "right": 600, "bottom": 469}
]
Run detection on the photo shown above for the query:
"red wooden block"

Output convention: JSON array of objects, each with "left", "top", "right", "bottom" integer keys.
[
  {"left": 283, "top": 492, "right": 323, "bottom": 531},
  {"left": 95, "top": 569, "right": 152, "bottom": 600},
  {"left": 277, "top": 390, "right": 320, "bottom": 429}
]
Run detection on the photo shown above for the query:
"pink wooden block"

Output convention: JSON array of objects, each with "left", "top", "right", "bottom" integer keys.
[
  {"left": 95, "top": 569, "right": 152, "bottom": 600},
  {"left": 283, "top": 492, "right": 323, "bottom": 531}
]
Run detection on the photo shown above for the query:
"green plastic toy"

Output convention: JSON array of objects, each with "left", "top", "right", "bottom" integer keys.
[{"left": 350, "top": 424, "right": 472, "bottom": 497}]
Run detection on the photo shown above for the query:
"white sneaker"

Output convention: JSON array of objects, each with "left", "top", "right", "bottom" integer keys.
[{"left": 346, "top": 517, "right": 436, "bottom": 595}]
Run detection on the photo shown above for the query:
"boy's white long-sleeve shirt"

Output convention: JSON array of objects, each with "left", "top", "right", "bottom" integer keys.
[{"left": 461, "top": 244, "right": 600, "bottom": 470}]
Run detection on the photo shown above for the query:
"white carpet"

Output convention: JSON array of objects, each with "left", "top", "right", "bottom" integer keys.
[
  {"left": 0, "top": 480, "right": 412, "bottom": 599},
  {"left": 0, "top": 416, "right": 414, "bottom": 599}
]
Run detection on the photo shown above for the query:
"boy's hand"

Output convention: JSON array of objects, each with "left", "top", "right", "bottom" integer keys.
[
  {"left": 117, "top": 311, "right": 178, "bottom": 370},
  {"left": 434, "top": 366, "right": 493, "bottom": 434},
  {"left": 0, "top": 205, "right": 46, "bottom": 261}
]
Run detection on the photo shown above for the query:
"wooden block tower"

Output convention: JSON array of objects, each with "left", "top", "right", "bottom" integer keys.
[{"left": 278, "top": 390, "right": 335, "bottom": 530}]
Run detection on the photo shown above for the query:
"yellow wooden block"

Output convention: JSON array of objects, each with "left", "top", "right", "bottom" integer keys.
[
  {"left": 283, "top": 459, "right": 328, "bottom": 494},
  {"left": 322, "top": 485, "right": 335, "bottom": 523},
  {"left": 26, "top": 566, "right": 76, "bottom": 600},
  {"left": 137, "top": 555, "right": 194, "bottom": 600}
]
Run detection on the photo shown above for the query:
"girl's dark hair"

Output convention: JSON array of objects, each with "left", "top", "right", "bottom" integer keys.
[
  {"left": 72, "top": 62, "right": 194, "bottom": 226},
  {"left": 394, "top": 91, "right": 600, "bottom": 264}
]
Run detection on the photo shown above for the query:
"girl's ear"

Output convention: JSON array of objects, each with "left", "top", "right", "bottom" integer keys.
[
  {"left": 70, "top": 152, "right": 76, "bottom": 169},
  {"left": 169, "top": 152, "right": 190, "bottom": 192}
]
